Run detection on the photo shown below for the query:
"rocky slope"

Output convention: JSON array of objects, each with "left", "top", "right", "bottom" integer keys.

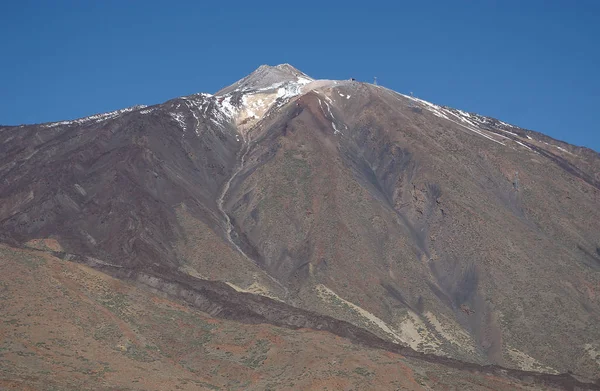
[
  {"left": 5, "top": 243, "right": 596, "bottom": 390},
  {"left": 1, "top": 64, "right": 599, "bottom": 385}
]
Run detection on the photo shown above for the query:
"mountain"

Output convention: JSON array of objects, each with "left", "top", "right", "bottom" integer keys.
[{"left": 1, "top": 64, "right": 599, "bottom": 389}]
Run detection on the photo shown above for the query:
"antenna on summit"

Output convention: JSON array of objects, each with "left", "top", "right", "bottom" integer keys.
[{"left": 374, "top": 76, "right": 378, "bottom": 85}]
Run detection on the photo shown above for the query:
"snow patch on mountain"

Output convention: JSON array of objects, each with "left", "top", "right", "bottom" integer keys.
[
  {"left": 215, "top": 75, "right": 312, "bottom": 132},
  {"left": 317, "top": 95, "right": 346, "bottom": 135},
  {"left": 514, "top": 139, "right": 533, "bottom": 151},
  {"left": 41, "top": 105, "right": 147, "bottom": 128},
  {"left": 169, "top": 112, "right": 187, "bottom": 132},
  {"left": 401, "top": 94, "right": 512, "bottom": 145}
]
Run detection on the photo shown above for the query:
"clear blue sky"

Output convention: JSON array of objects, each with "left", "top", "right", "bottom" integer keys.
[{"left": 1, "top": 0, "right": 599, "bottom": 151}]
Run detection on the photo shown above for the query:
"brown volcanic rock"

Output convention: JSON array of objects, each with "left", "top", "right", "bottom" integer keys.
[
  {"left": 0, "top": 97, "right": 240, "bottom": 268},
  {"left": 1, "top": 64, "right": 600, "bottom": 380},
  {"left": 0, "top": 244, "right": 597, "bottom": 390}
]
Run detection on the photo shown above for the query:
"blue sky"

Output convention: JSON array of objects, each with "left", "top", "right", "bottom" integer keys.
[{"left": 1, "top": 0, "right": 599, "bottom": 151}]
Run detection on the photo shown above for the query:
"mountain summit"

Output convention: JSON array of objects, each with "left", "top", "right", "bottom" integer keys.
[
  {"left": 1, "top": 64, "right": 599, "bottom": 389},
  {"left": 216, "top": 63, "right": 313, "bottom": 96}
]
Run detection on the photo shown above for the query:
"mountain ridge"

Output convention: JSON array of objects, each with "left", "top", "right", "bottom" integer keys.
[{"left": 7, "top": 64, "right": 597, "bottom": 156}]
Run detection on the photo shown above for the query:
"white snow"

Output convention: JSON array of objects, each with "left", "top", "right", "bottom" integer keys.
[
  {"left": 220, "top": 96, "right": 237, "bottom": 118},
  {"left": 446, "top": 109, "right": 478, "bottom": 127},
  {"left": 457, "top": 109, "right": 471, "bottom": 118},
  {"left": 401, "top": 94, "right": 504, "bottom": 146},
  {"left": 488, "top": 131, "right": 510, "bottom": 140},
  {"left": 251, "top": 82, "right": 284, "bottom": 93},
  {"left": 498, "top": 128, "right": 519, "bottom": 137},
  {"left": 204, "top": 95, "right": 238, "bottom": 131},
  {"left": 323, "top": 100, "right": 334, "bottom": 119},
  {"left": 318, "top": 98, "right": 325, "bottom": 115},
  {"left": 297, "top": 76, "right": 312, "bottom": 85},
  {"left": 332, "top": 122, "right": 343, "bottom": 135},
  {"left": 41, "top": 105, "right": 147, "bottom": 128},
  {"left": 317, "top": 93, "right": 346, "bottom": 135},
  {"left": 514, "top": 140, "right": 533, "bottom": 151},
  {"left": 555, "top": 145, "right": 573, "bottom": 155},
  {"left": 182, "top": 98, "right": 203, "bottom": 136},
  {"left": 169, "top": 112, "right": 187, "bottom": 131},
  {"left": 206, "top": 74, "right": 314, "bottom": 133},
  {"left": 539, "top": 141, "right": 574, "bottom": 155},
  {"left": 453, "top": 119, "right": 504, "bottom": 145}
]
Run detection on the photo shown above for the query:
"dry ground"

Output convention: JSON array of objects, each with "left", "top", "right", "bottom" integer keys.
[{"left": 0, "top": 244, "right": 562, "bottom": 390}]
